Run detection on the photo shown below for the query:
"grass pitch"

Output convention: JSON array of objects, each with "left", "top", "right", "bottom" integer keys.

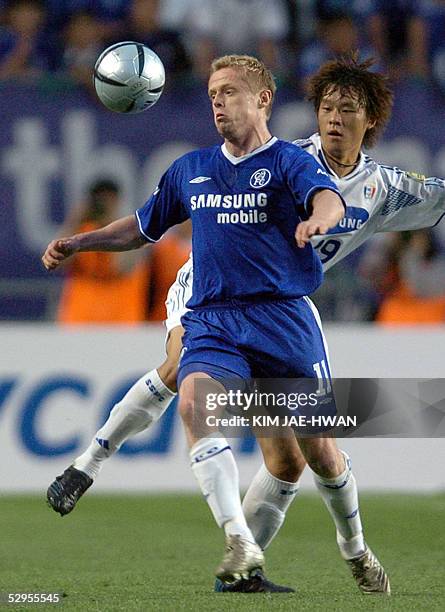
[{"left": 1, "top": 493, "right": 444, "bottom": 611}]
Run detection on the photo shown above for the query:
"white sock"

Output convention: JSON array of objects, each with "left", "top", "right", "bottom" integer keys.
[
  {"left": 242, "top": 463, "right": 299, "bottom": 550},
  {"left": 313, "top": 451, "right": 365, "bottom": 559},
  {"left": 74, "top": 369, "right": 176, "bottom": 479},
  {"left": 190, "top": 437, "right": 255, "bottom": 542}
]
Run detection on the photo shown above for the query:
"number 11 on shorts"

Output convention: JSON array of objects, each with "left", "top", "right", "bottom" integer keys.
[{"left": 313, "top": 359, "right": 331, "bottom": 395}]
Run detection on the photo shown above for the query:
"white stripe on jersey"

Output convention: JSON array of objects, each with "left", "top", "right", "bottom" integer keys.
[{"left": 303, "top": 296, "right": 332, "bottom": 376}]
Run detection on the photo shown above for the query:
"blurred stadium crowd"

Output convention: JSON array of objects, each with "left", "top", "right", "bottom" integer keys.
[
  {"left": 3, "top": 0, "right": 445, "bottom": 325},
  {"left": 3, "top": 0, "right": 445, "bottom": 90}
]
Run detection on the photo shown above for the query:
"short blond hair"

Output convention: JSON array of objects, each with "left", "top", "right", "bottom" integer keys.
[{"left": 210, "top": 54, "right": 276, "bottom": 118}]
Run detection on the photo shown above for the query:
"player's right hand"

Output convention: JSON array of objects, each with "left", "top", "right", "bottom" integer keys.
[
  {"left": 295, "top": 220, "right": 330, "bottom": 248},
  {"left": 42, "top": 238, "right": 76, "bottom": 270}
]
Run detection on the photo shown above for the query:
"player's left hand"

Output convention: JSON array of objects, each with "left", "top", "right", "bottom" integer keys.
[{"left": 295, "top": 220, "right": 330, "bottom": 248}]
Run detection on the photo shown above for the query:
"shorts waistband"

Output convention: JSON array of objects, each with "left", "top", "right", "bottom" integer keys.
[{"left": 193, "top": 295, "right": 305, "bottom": 311}]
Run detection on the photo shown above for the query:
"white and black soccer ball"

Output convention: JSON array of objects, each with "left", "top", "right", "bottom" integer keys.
[{"left": 93, "top": 42, "right": 165, "bottom": 114}]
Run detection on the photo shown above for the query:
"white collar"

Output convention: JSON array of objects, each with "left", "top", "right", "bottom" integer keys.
[
  {"left": 311, "top": 133, "right": 365, "bottom": 180},
  {"left": 221, "top": 136, "right": 278, "bottom": 165}
]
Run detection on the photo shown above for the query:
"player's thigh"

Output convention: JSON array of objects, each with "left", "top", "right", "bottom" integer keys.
[
  {"left": 255, "top": 432, "right": 307, "bottom": 482},
  {"left": 166, "top": 324, "right": 184, "bottom": 355},
  {"left": 158, "top": 325, "right": 184, "bottom": 391}
]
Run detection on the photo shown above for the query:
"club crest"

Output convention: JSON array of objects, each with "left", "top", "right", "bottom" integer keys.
[
  {"left": 364, "top": 184, "right": 376, "bottom": 199},
  {"left": 250, "top": 168, "right": 271, "bottom": 188}
]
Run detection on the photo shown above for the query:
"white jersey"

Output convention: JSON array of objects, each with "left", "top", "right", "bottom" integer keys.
[
  {"left": 165, "top": 132, "right": 445, "bottom": 331},
  {"left": 165, "top": 254, "right": 193, "bottom": 332},
  {"left": 297, "top": 133, "right": 445, "bottom": 269}
]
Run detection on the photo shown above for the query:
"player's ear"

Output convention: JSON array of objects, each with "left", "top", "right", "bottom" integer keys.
[
  {"left": 367, "top": 118, "right": 376, "bottom": 130},
  {"left": 258, "top": 89, "right": 272, "bottom": 110}
]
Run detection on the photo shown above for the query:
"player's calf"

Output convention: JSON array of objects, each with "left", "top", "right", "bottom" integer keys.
[{"left": 73, "top": 369, "right": 176, "bottom": 479}]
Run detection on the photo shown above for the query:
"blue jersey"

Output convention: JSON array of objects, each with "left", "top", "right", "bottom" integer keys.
[{"left": 136, "top": 137, "right": 343, "bottom": 308}]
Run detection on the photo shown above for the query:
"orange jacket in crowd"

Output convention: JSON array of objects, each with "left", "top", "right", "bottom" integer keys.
[
  {"left": 377, "top": 282, "right": 445, "bottom": 325},
  {"left": 146, "top": 233, "right": 191, "bottom": 322},
  {"left": 57, "top": 221, "right": 150, "bottom": 324}
]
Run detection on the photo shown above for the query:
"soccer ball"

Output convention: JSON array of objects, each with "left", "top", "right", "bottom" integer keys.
[{"left": 93, "top": 42, "right": 165, "bottom": 114}]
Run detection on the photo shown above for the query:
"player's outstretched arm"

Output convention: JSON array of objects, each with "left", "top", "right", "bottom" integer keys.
[
  {"left": 295, "top": 189, "right": 344, "bottom": 248},
  {"left": 42, "top": 215, "right": 146, "bottom": 271}
]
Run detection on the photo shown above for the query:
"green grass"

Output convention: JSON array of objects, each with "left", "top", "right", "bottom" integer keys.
[{"left": 0, "top": 493, "right": 444, "bottom": 611}]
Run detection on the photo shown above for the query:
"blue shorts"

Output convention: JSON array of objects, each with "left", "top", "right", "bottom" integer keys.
[{"left": 178, "top": 296, "right": 331, "bottom": 386}]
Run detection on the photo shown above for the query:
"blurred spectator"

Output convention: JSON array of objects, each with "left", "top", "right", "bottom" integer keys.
[
  {"left": 123, "top": 0, "right": 191, "bottom": 79},
  {"left": 147, "top": 221, "right": 191, "bottom": 322},
  {"left": 0, "top": 0, "right": 54, "bottom": 79},
  {"left": 408, "top": 1, "right": 445, "bottom": 91},
  {"left": 312, "top": 256, "right": 378, "bottom": 321},
  {"left": 156, "top": 0, "right": 189, "bottom": 40},
  {"left": 44, "top": 0, "right": 130, "bottom": 41},
  {"left": 315, "top": 0, "right": 375, "bottom": 19},
  {"left": 315, "top": 0, "right": 377, "bottom": 45},
  {"left": 298, "top": 13, "right": 380, "bottom": 83},
  {"left": 185, "top": 0, "right": 289, "bottom": 80},
  {"left": 366, "top": 0, "right": 419, "bottom": 80},
  {"left": 57, "top": 179, "right": 150, "bottom": 325},
  {"left": 0, "top": 0, "right": 8, "bottom": 18},
  {"left": 361, "top": 230, "right": 445, "bottom": 324},
  {"left": 60, "top": 10, "right": 103, "bottom": 92},
  {"left": 358, "top": 232, "right": 407, "bottom": 318},
  {"left": 291, "top": 0, "right": 317, "bottom": 47}
]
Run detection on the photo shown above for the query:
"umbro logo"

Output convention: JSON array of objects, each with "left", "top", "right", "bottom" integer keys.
[
  {"left": 317, "top": 168, "right": 329, "bottom": 177},
  {"left": 189, "top": 176, "right": 212, "bottom": 184},
  {"left": 95, "top": 437, "right": 109, "bottom": 450}
]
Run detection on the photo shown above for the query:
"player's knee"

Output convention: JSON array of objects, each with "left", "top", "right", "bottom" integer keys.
[
  {"left": 177, "top": 375, "right": 196, "bottom": 424},
  {"left": 265, "top": 450, "right": 305, "bottom": 482},
  {"left": 177, "top": 393, "right": 193, "bottom": 424},
  {"left": 178, "top": 372, "right": 213, "bottom": 430},
  {"left": 306, "top": 449, "right": 341, "bottom": 478}
]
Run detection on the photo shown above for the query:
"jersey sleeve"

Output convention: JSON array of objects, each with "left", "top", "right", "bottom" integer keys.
[
  {"left": 135, "top": 163, "right": 189, "bottom": 242},
  {"left": 285, "top": 147, "right": 346, "bottom": 215},
  {"left": 377, "top": 166, "right": 445, "bottom": 232}
]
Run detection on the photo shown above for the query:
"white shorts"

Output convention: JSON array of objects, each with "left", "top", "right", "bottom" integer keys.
[{"left": 165, "top": 255, "right": 193, "bottom": 334}]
